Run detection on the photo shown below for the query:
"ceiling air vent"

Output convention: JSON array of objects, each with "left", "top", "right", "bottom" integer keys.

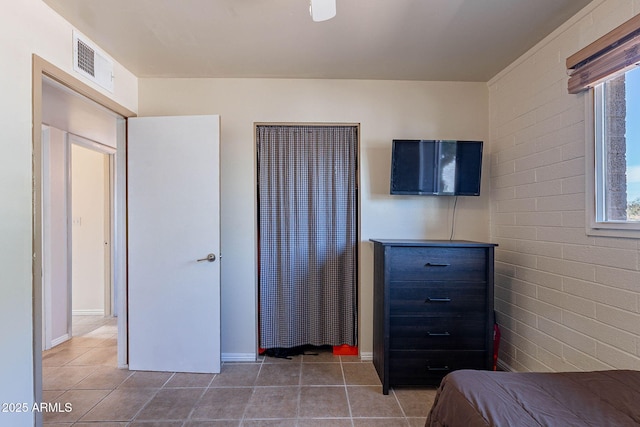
[{"left": 72, "top": 31, "right": 114, "bottom": 93}]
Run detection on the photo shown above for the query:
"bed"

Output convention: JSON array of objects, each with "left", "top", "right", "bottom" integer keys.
[{"left": 426, "top": 369, "right": 640, "bottom": 427}]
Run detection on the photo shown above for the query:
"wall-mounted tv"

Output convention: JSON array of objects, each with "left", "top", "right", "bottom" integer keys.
[{"left": 390, "top": 139, "right": 483, "bottom": 196}]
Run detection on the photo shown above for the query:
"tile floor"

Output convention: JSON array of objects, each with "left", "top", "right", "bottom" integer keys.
[{"left": 42, "top": 316, "right": 436, "bottom": 426}]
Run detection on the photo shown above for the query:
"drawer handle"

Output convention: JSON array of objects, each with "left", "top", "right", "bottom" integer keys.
[
  {"left": 424, "top": 262, "right": 450, "bottom": 267},
  {"left": 427, "top": 331, "right": 451, "bottom": 337},
  {"left": 425, "top": 297, "right": 451, "bottom": 303},
  {"left": 427, "top": 365, "right": 450, "bottom": 371}
]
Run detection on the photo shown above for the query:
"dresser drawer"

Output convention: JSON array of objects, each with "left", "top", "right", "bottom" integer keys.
[
  {"left": 390, "top": 281, "right": 486, "bottom": 315},
  {"left": 388, "top": 247, "right": 487, "bottom": 281},
  {"left": 389, "top": 350, "right": 487, "bottom": 386},
  {"left": 389, "top": 315, "right": 486, "bottom": 350}
]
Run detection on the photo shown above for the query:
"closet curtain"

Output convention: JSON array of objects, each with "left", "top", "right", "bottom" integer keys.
[{"left": 258, "top": 125, "right": 357, "bottom": 349}]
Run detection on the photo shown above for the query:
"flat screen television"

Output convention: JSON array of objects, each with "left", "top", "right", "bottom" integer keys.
[{"left": 390, "top": 139, "right": 483, "bottom": 196}]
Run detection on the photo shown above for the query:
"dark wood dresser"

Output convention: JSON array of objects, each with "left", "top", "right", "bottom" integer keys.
[{"left": 370, "top": 239, "right": 497, "bottom": 394}]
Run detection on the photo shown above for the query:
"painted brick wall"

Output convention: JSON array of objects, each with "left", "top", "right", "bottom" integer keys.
[{"left": 488, "top": 0, "right": 640, "bottom": 372}]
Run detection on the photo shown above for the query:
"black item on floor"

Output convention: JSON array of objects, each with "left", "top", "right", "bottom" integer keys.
[{"left": 263, "top": 345, "right": 326, "bottom": 360}]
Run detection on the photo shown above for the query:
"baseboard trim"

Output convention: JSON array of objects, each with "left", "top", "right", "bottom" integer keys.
[
  {"left": 51, "top": 334, "right": 70, "bottom": 347},
  {"left": 359, "top": 351, "right": 373, "bottom": 361},
  {"left": 72, "top": 309, "right": 105, "bottom": 316},
  {"left": 222, "top": 353, "right": 257, "bottom": 362},
  {"left": 497, "top": 360, "right": 514, "bottom": 372},
  {"left": 221, "top": 351, "right": 370, "bottom": 362}
]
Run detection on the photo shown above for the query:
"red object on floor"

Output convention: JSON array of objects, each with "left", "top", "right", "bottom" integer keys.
[
  {"left": 493, "top": 322, "right": 501, "bottom": 371},
  {"left": 333, "top": 344, "right": 358, "bottom": 356}
]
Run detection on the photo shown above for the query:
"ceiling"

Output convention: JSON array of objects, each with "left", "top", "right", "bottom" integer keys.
[{"left": 43, "top": 0, "right": 593, "bottom": 82}]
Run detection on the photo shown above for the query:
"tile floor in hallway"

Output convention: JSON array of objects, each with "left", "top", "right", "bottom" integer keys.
[{"left": 42, "top": 316, "right": 436, "bottom": 426}]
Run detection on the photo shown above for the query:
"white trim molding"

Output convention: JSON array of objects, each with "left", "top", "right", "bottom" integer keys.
[
  {"left": 50, "top": 334, "right": 70, "bottom": 348},
  {"left": 72, "top": 309, "right": 105, "bottom": 316},
  {"left": 359, "top": 352, "right": 373, "bottom": 361},
  {"left": 222, "top": 353, "right": 257, "bottom": 362}
]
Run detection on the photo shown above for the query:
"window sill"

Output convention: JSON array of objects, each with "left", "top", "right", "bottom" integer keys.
[{"left": 587, "top": 222, "right": 640, "bottom": 239}]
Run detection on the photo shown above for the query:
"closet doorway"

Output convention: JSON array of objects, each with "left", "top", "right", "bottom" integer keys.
[{"left": 256, "top": 124, "right": 359, "bottom": 352}]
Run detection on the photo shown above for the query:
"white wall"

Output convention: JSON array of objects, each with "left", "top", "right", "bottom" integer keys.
[
  {"left": 43, "top": 78, "right": 120, "bottom": 149},
  {"left": 42, "top": 127, "right": 70, "bottom": 347},
  {"left": 138, "top": 78, "right": 490, "bottom": 359},
  {"left": 489, "top": 0, "right": 640, "bottom": 372},
  {"left": 0, "top": 1, "right": 137, "bottom": 424},
  {"left": 71, "top": 144, "right": 106, "bottom": 315}
]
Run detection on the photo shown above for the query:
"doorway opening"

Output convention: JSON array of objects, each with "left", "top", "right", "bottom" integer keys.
[
  {"left": 70, "top": 138, "right": 114, "bottom": 328},
  {"left": 41, "top": 127, "right": 117, "bottom": 350},
  {"left": 256, "top": 124, "right": 360, "bottom": 355},
  {"left": 33, "top": 55, "right": 134, "bottom": 423}
]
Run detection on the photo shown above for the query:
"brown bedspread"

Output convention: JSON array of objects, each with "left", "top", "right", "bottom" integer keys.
[{"left": 426, "top": 369, "right": 640, "bottom": 427}]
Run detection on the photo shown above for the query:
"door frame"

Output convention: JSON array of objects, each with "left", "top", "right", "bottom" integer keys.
[
  {"left": 254, "top": 122, "right": 361, "bottom": 353},
  {"left": 32, "top": 55, "right": 136, "bottom": 420},
  {"left": 68, "top": 134, "right": 117, "bottom": 319}
]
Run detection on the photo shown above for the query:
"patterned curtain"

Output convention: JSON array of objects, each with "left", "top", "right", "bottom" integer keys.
[{"left": 258, "top": 125, "right": 357, "bottom": 349}]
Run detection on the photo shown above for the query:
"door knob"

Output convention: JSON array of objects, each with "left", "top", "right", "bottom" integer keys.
[{"left": 197, "top": 253, "right": 216, "bottom": 262}]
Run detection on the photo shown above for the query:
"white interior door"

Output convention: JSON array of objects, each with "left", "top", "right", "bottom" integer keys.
[{"left": 127, "top": 115, "right": 221, "bottom": 373}]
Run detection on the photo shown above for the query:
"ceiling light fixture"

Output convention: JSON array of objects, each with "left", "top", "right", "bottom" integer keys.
[{"left": 309, "top": 0, "right": 336, "bottom": 22}]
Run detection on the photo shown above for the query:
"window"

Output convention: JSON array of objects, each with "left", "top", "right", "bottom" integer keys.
[
  {"left": 566, "top": 14, "right": 640, "bottom": 236},
  {"left": 593, "top": 66, "right": 640, "bottom": 227}
]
